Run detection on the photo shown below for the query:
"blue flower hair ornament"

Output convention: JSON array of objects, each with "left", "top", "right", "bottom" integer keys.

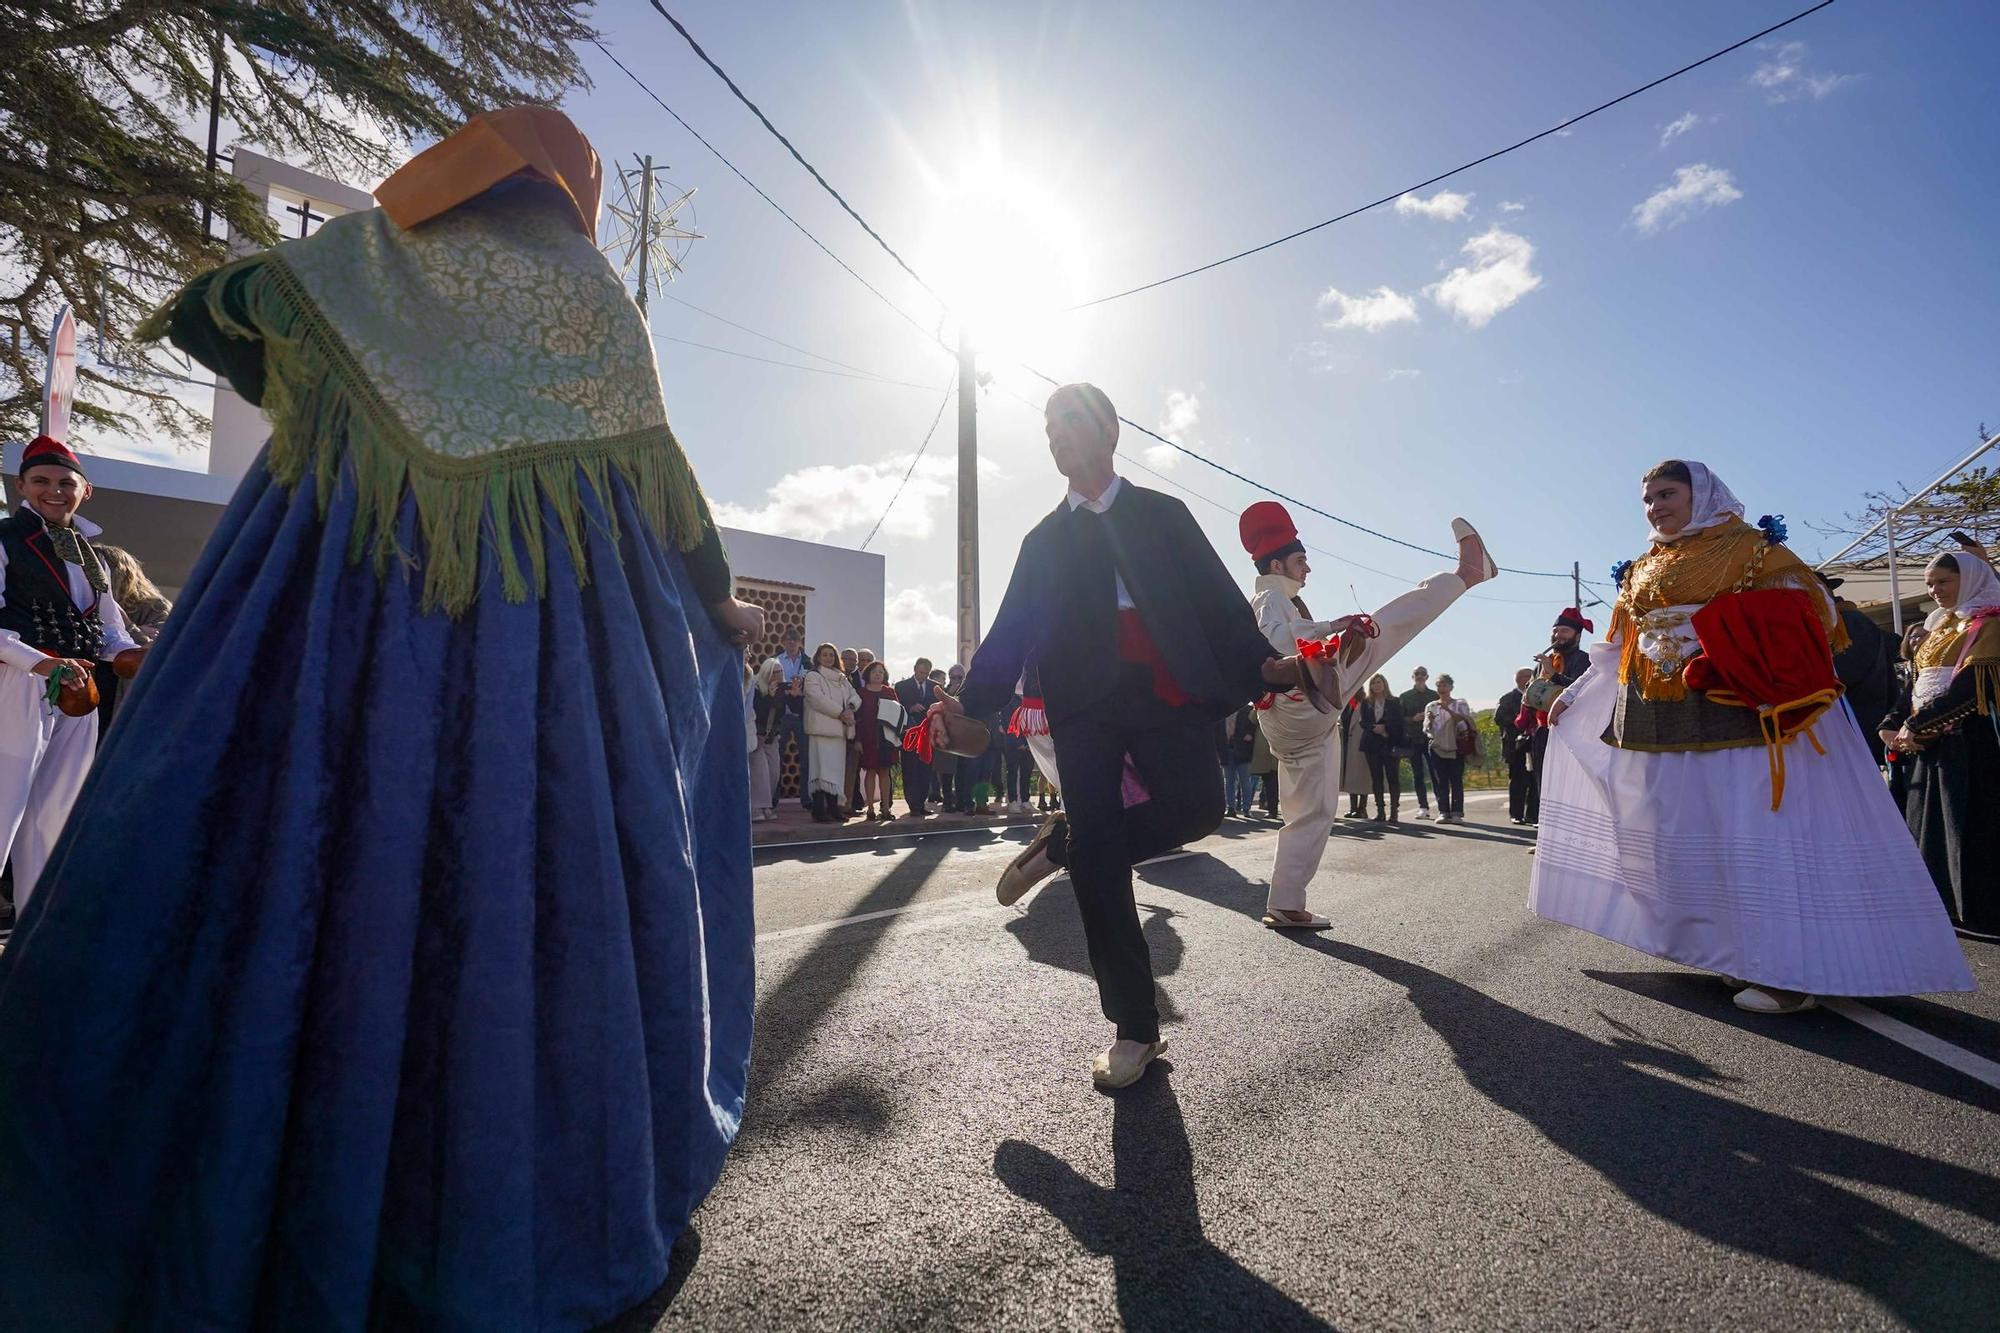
[
  {"left": 1757, "top": 514, "right": 1788, "bottom": 545},
  {"left": 1610, "top": 559, "right": 1634, "bottom": 587}
]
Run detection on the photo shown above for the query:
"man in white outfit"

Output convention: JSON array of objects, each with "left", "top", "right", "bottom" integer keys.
[
  {"left": 0, "top": 436, "right": 146, "bottom": 914},
  {"left": 1240, "top": 500, "right": 1495, "bottom": 928}
]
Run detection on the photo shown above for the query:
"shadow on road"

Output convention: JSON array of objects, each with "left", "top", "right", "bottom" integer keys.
[
  {"left": 593, "top": 1226, "right": 702, "bottom": 1332},
  {"left": 1004, "top": 885, "right": 1188, "bottom": 1025},
  {"left": 994, "top": 1067, "right": 1334, "bottom": 1331},
  {"left": 1586, "top": 968, "right": 2000, "bottom": 1115},
  {"left": 747, "top": 839, "right": 952, "bottom": 1104},
  {"left": 1290, "top": 936, "right": 2000, "bottom": 1327}
]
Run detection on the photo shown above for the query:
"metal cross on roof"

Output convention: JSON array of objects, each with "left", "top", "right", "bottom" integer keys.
[{"left": 599, "top": 155, "right": 702, "bottom": 316}]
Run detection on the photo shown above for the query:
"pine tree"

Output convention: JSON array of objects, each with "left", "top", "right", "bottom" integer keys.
[{"left": 0, "top": 1, "right": 596, "bottom": 448}]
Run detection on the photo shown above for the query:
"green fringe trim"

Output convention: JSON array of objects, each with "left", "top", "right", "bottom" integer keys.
[{"left": 139, "top": 252, "right": 714, "bottom": 618}]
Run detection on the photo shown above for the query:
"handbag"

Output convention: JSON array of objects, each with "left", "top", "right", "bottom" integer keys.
[
  {"left": 876, "top": 697, "right": 907, "bottom": 747},
  {"left": 1455, "top": 714, "right": 1478, "bottom": 759}
]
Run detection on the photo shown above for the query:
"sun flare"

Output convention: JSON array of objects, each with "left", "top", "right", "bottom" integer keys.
[{"left": 914, "top": 156, "right": 1091, "bottom": 365}]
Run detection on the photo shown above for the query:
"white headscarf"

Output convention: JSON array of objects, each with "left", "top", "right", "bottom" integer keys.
[
  {"left": 1924, "top": 551, "right": 2000, "bottom": 631},
  {"left": 1651, "top": 460, "right": 1745, "bottom": 545}
]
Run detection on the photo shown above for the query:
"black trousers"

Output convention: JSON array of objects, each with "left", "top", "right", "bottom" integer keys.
[
  {"left": 1506, "top": 744, "right": 1531, "bottom": 821},
  {"left": 1366, "top": 749, "right": 1401, "bottom": 805},
  {"left": 1526, "top": 730, "right": 1547, "bottom": 823},
  {"left": 1430, "top": 754, "right": 1465, "bottom": 816},
  {"left": 1049, "top": 684, "right": 1224, "bottom": 1044},
  {"left": 900, "top": 752, "right": 933, "bottom": 815}
]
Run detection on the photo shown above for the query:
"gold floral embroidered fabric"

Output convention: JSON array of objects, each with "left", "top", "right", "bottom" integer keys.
[{"left": 279, "top": 191, "right": 667, "bottom": 458}]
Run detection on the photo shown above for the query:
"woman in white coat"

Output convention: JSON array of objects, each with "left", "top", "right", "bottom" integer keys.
[{"left": 802, "top": 642, "right": 861, "bottom": 823}]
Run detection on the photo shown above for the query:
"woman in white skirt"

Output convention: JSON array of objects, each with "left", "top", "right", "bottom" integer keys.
[
  {"left": 1533, "top": 460, "right": 1972, "bottom": 1014},
  {"left": 802, "top": 642, "right": 860, "bottom": 823}
]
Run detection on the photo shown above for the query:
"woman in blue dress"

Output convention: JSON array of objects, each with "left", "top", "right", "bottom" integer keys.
[{"left": 0, "top": 108, "right": 760, "bottom": 1331}]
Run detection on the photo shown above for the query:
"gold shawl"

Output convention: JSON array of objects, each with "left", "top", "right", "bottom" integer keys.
[{"left": 1610, "top": 517, "right": 1847, "bottom": 701}]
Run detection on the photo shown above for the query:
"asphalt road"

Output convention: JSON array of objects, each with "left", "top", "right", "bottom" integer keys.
[{"left": 612, "top": 793, "right": 2000, "bottom": 1331}]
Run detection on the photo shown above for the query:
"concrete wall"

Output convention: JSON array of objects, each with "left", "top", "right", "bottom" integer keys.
[{"left": 721, "top": 526, "right": 884, "bottom": 655}]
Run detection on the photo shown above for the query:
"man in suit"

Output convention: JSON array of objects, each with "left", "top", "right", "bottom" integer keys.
[
  {"left": 937, "top": 383, "right": 1323, "bottom": 1090},
  {"left": 1819, "top": 573, "right": 1895, "bottom": 767},
  {"left": 894, "top": 657, "right": 938, "bottom": 817},
  {"left": 1496, "top": 667, "right": 1532, "bottom": 824}
]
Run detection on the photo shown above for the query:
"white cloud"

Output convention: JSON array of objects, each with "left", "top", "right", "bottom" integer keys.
[
  {"left": 883, "top": 583, "right": 957, "bottom": 669},
  {"left": 1386, "top": 368, "right": 1422, "bottom": 382},
  {"left": 1659, "top": 111, "right": 1702, "bottom": 147},
  {"left": 1425, "top": 228, "right": 1542, "bottom": 328},
  {"left": 1498, "top": 200, "right": 1526, "bottom": 213},
  {"left": 1144, "top": 388, "right": 1201, "bottom": 470},
  {"left": 1394, "top": 189, "right": 1472, "bottom": 221},
  {"left": 1317, "top": 284, "right": 1419, "bottom": 332},
  {"left": 714, "top": 455, "right": 952, "bottom": 543},
  {"left": 1631, "top": 163, "right": 1742, "bottom": 235},
  {"left": 1750, "top": 41, "right": 1853, "bottom": 102}
]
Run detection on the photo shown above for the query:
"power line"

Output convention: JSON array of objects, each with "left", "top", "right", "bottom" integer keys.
[
  {"left": 616, "top": 13, "right": 1575, "bottom": 578},
  {"left": 647, "top": 1, "right": 943, "bottom": 304},
  {"left": 653, "top": 332, "right": 936, "bottom": 388},
  {"left": 1012, "top": 361, "right": 1572, "bottom": 577},
  {"left": 658, "top": 290, "right": 926, "bottom": 381},
  {"left": 1064, "top": 0, "right": 1838, "bottom": 311},
  {"left": 861, "top": 380, "right": 958, "bottom": 551},
  {"left": 589, "top": 38, "right": 949, "bottom": 356},
  {"left": 1013, "top": 390, "right": 1574, "bottom": 605}
]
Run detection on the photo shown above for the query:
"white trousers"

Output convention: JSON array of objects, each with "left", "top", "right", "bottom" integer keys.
[
  {"left": 1263, "top": 570, "right": 1468, "bottom": 912},
  {"left": 0, "top": 666, "right": 98, "bottom": 913},
  {"left": 1026, "top": 733, "right": 1060, "bottom": 795}
]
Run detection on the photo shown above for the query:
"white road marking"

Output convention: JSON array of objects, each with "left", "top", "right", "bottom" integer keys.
[
  {"left": 755, "top": 850, "right": 1206, "bottom": 944},
  {"left": 1822, "top": 998, "right": 2000, "bottom": 1092}
]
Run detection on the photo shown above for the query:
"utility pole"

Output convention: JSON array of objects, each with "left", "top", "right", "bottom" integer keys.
[
  {"left": 200, "top": 30, "right": 223, "bottom": 235},
  {"left": 955, "top": 328, "right": 980, "bottom": 670},
  {"left": 1572, "top": 561, "right": 1581, "bottom": 610},
  {"left": 632, "top": 155, "right": 656, "bottom": 318}
]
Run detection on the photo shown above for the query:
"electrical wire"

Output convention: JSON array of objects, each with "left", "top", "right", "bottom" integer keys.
[
  {"left": 1063, "top": 0, "right": 1838, "bottom": 310},
  {"left": 613, "top": 19, "right": 1583, "bottom": 578},
  {"left": 653, "top": 332, "right": 937, "bottom": 388},
  {"left": 860, "top": 380, "right": 958, "bottom": 551},
  {"left": 590, "top": 38, "right": 950, "bottom": 355},
  {"left": 647, "top": 1, "right": 944, "bottom": 304},
  {"left": 1012, "top": 361, "right": 1573, "bottom": 577},
  {"left": 658, "top": 290, "right": 928, "bottom": 381}
]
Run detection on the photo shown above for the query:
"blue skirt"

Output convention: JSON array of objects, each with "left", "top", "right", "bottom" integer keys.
[{"left": 0, "top": 455, "right": 753, "bottom": 1331}]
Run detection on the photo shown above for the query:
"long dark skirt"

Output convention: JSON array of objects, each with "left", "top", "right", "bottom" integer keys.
[
  {"left": 1904, "top": 719, "right": 2000, "bottom": 934},
  {"left": 0, "top": 455, "right": 753, "bottom": 1331}
]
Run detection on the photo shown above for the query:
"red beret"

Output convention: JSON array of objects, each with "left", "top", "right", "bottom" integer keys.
[
  {"left": 1555, "top": 607, "right": 1594, "bottom": 634},
  {"left": 1239, "top": 501, "right": 1302, "bottom": 565},
  {"left": 20, "top": 435, "right": 84, "bottom": 479}
]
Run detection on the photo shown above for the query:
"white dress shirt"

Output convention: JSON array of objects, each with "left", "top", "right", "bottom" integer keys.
[
  {"left": 1064, "top": 474, "right": 1134, "bottom": 610},
  {"left": 0, "top": 512, "right": 140, "bottom": 674}
]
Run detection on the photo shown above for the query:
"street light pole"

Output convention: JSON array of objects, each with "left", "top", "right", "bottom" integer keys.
[{"left": 956, "top": 328, "right": 980, "bottom": 671}]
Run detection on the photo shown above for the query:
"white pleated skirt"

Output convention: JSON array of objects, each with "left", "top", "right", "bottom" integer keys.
[{"left": 1530, "top": 646, "right": 1973, "bottom": 996}]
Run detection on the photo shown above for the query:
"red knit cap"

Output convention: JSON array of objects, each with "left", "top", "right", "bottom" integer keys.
[
  {"left": 1554, "top": 607, "right": 1594, "bottom": 634},
  {"left": 20, "top": 435, "right": 84, "bottom": 479},
  {"left": 1239, "top": 500, "right": 1302, "bottom": 568}
]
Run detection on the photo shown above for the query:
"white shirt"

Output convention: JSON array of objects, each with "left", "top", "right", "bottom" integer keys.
[
  {"left": 0, "top": 511, "right": 140, "bottom": 674},
  {"left": 1064, "top": 474, "right": 1134, "bottom": 610},
  {"left": 1250, "top": 572, "right": 1335, "bottom": 657}
]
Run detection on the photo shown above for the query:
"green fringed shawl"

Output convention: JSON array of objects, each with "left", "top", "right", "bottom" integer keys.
[{"left": 139, "top": 189, "right": 715, "bottom": 617}]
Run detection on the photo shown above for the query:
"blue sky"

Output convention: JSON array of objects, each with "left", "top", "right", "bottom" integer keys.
[{"left": 146, "top": 0, "right": 2000, "bottom": 702}]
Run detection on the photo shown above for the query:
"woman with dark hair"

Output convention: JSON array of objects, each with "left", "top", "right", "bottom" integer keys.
[
  {"left": 1881, "top": 623, "right": 1931, "bottom": 812},
  {"left": 854, "top": 660, "right": 903, "bottom": 821},
  {"left": 803, "top": 642, "right": 860, "bottom": 822},
  {"left": 1533, "top": 459, "right": 1970, "bottom": 1014},
  {"left": 1879, "top": 550, "right": 2000, "bottom": 936},
  {"left": 1359, "top": 673, "right": 1405, "bottom": 821}
]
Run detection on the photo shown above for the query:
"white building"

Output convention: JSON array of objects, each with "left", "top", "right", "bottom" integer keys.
[{"left": 8, "top": 151, "right": 883, "bottom": 658}]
